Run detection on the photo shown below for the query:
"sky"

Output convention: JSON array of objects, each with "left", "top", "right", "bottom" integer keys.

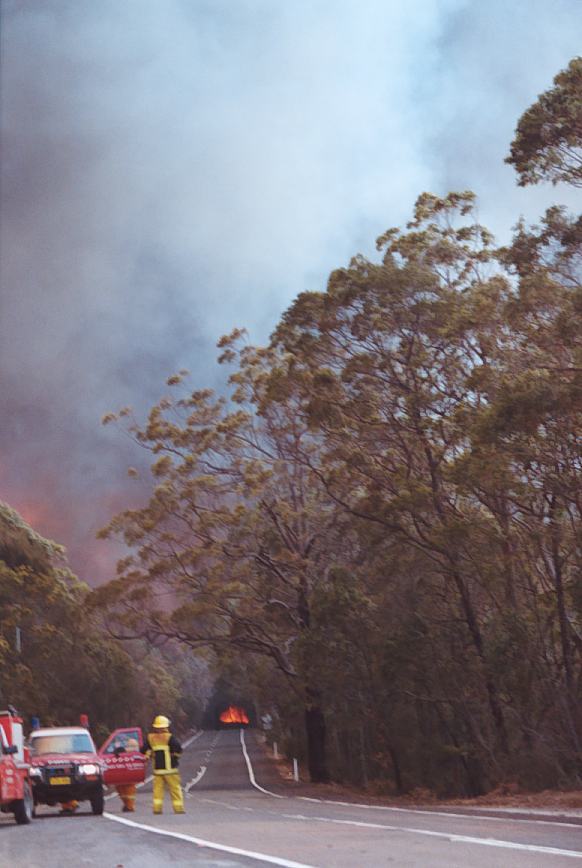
[{"left": 1, "top": 0, "right": 581, "bottom": 583}]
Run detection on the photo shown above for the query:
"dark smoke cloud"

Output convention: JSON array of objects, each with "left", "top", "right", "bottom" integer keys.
[{"left": 1, "top": 0, "right": 580, "bottom": 582}]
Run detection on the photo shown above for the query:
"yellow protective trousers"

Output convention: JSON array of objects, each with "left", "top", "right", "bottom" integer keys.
[{"left": 152, "top": 773, "right": 184, "bottom": 814}]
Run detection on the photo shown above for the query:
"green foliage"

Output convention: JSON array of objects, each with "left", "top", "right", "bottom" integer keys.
[
  {"left": 507, "top": 57, "right": 582, "bottom": 187},
  {"left": 0, "top": 502, "right": 207, "bottom": 737}
]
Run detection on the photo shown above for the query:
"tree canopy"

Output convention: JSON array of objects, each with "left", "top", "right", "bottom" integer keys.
[
  {"left": 97, "top": 57, "right": 582, "bottom": 794},
  {"left": 507, "top": 56, "right": 582, "bottom": 187}
]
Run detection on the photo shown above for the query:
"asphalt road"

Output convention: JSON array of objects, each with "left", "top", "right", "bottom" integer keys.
[{"left": 1, "top": 728, "right": 581, "bottom": 867}]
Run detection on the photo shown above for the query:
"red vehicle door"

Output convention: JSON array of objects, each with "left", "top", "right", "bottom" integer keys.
[
  {"left": 0, "top": 726, "right": 22, "bottom": 803},
  {"left": 98, "top": 727, "right": 146, "bottom": 786},
  {"left": 0, "top": 756, "right": 21, "bottom": 803}
]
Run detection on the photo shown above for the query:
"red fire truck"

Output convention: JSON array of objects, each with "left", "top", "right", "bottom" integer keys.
[{"left": 0, "top": 708, "right": 33, "bottom": 824}]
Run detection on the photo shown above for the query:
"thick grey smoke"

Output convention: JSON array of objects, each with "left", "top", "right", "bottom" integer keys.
[{"left": 1, "top": 0, "right": 580, "bottom": 582}]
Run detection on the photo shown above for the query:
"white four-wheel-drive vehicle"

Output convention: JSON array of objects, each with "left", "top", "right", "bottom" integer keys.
[
  {"left": 28, "top": 726, "right": 105, "bottom": 815},
  {"left": 28, "top": 724, "right": 146, "bottom": 816}
]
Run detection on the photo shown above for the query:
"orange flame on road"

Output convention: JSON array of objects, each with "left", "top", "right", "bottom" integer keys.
[{"left": 219, "top": 706, "right": 249, "bottom": 724}]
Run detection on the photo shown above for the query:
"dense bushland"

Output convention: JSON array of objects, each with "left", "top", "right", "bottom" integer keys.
[{"left": 0, "top": 501, "right": 210, "bottom": 742}]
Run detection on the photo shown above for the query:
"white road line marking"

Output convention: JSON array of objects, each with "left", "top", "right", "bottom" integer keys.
[
  {"left": 105, "top": 729, "right": 202, "bottom": 801},
  {"left": 103, "top": 812, "right": 318, "bottom": 868},
  {"left": 278, "top": 812, "right": 582, "bottom": 859},
  {"left": 240, "top": 729, "right": 283, "bottom": 798},
  {"left": 108, "top": 793, "right": 582, "bottom": 862},
  {"left": 105, "top": 771, "right": 153, "bottom": 801},
  {"left": 201, "top": 798, "right": 247, "bottom": 812},
  {"left": 185, "top": 765, "right": 207, "bottom": 791},
  {"left": 103, "top": 727, "right": 582, "bottom": 861},
  {"left": 182, "top": 730, "right": 203, "bottom": 749},
  {"left": 297, "top": 796, "right": 582, "bottom": 829},
  {"left": 185, "top": 731, "right": 220, "bottom": 798},
  {"left": 138, "top": 773, "right": 154, "bottom": 788},
  {"left": 238, "top": 729, "right": 582, "bottom": 838}
]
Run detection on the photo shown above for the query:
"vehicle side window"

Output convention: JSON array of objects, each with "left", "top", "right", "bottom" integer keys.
[
  {"left": 125, "top": 730, "right": 140, "bottom": 750},
  {"left": 104, "top": 737, "right": 125, "bottom": 755},
  {"left": 105, "top": 730, "right": 140, "bottom": 754}
]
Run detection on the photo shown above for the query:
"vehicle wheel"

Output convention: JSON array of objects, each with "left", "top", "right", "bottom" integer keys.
[
  {"left": 14, "top": 781, "right": 33, "bottom": 825},
  {"left": 90, "top": 787, "right": 104, "bottom": 815}
]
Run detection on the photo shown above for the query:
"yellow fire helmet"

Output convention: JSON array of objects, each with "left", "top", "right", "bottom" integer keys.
[{"left": 152, "top": 715, "right": 170, "bottom": 729}]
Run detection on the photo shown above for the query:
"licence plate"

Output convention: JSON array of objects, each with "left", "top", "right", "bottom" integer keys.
[{"left": 49, "top": 776, "right": 71, "bottom": 785}]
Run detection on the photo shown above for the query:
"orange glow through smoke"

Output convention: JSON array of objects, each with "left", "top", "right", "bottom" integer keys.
[{"left": 219, "top": 706, "right": 249, "bottom": 725}]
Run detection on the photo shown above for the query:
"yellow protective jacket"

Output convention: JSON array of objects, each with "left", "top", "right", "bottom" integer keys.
[{"left": 142, "top": 731, "right": 183, "bottom": 776}]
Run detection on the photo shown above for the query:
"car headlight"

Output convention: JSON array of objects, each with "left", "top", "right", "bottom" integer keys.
[
  {"left": 78, "top": 763, "right": 100, "bottom": 776},
  {"left": 29, "top": 767, "right": 42, "bottom": 777}
]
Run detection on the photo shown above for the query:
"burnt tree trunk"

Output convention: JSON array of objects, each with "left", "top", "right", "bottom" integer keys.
[{"left": 305, "top": 697, "right": 330, "bottom": 783}]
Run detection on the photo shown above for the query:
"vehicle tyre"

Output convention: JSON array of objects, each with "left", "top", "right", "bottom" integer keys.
[
  {"left": 14, "top": 781, "right": 33, "bottom": 825},
  {"left": 90, "top": 786, "right": 104, "bottom": 815}
]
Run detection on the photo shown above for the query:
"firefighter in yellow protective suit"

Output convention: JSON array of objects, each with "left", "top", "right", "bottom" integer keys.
[{"left": 141, "top": 715, "right": 185, "bottom": 814}]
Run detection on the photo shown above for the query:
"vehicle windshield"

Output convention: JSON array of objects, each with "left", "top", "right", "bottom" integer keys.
[{"left": 30, "top": 733, "right": 95, "bottom": 755}]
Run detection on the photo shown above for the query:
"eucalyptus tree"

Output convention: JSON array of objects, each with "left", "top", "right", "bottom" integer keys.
[
  {"left": 266, "top": 186, "right": 582, "bottom": 787},
  {"left": 506, "top": 56, "right": 582, "bottom": 188},
  {"left": 487, "top": 206, "right": 582, "bottom": 776},
  {"left": 97, "top": 345, "right": 361, "bottom": 781},
  {"left": 269, "top": 194, "right": 517, "bottom": 771}
]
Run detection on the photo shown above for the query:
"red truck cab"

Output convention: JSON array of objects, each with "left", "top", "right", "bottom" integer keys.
[{"left": 0, "top": 709, "right": 33, "bottom": 824}]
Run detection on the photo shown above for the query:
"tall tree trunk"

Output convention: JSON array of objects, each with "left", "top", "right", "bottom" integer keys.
[
  {"left": 452, "top": 568, "right": 509, "bottom": 754},
  {"left": 304, "top": 694, "right": 330, "bottom": 783},
  {"left": 298, "top": 575, "right": 330, "bottom": 783},
  {"left": 422, "top": 433, "right": 509, "bottom": 754},
  {"left": 388, "top": 745, "right": 404, "bottom": 794},
  {"left": 358, "top": 725, "right": 368, "bottom": 788},
  {"left": 435, "top": 701, "right": 487, "bottom": 796},
  {"left": 498, "top": 499, "right": 517, "bottom": 608},
  {"left": 549, "top": 496, "right": 582, "bottom": 761}
]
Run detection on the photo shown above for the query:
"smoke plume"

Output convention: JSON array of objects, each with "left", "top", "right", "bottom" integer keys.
[{"left": 1, "top": 0, "right": 580, "bottom": 581}]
